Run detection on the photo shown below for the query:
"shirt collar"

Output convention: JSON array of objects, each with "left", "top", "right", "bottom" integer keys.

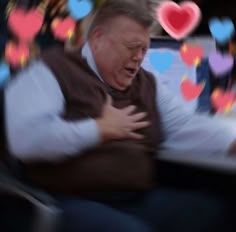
[{"left": 81, "top": 42, "right": 104, "bottom": 82}]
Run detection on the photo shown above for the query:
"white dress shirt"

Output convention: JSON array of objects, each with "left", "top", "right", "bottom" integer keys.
[{"left": 4, "top": 42, "right": 236, "bottom": 161}]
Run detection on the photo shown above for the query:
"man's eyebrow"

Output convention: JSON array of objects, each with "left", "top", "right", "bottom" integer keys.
[{"left": 125, "top": 41, "right": 148, "bottom": 47}]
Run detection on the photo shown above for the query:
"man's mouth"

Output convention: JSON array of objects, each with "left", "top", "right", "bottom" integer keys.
[{"left": 124, "top": 67, "right": 137, "bottom": 77}]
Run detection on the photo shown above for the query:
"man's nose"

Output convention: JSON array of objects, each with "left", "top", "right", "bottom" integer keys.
[{"left": 132, "top": 49, "right": 144, "bottom": 62}]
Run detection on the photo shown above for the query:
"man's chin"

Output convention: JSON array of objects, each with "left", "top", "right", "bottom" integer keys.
[
  {"left": 118, "top": 80, "right": 133, "bottom": 91},
  {"left": 108, "top": 77, "right": 134, "bottom": 91}
]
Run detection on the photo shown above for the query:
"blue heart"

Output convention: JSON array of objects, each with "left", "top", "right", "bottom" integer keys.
[
  {"left": 0, "top": 62, "right": 10, "bottom": 86},
  {"left": 68, "top": 0, "right": 93, "bottom": 20},
  {"left": 209, "top": 18, "right": 235, "bottom": 44},
  {"left": 149, "top": 51, "right": 174, "bottom": 73}
]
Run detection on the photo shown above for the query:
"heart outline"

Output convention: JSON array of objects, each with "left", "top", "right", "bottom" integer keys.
[
  {"left": 211, "top": 88, "right": 236, "bottom": 113},
  {"left": 149, "top": 51, "right": 174, "bottom": 73},
  {"left": 157, "top": 1, "right": 201, "bottom": 40},
  {"left": 8, "top": 7, "right": 44, "bottom": 43},
  {"left": 209, "top": 18, "right": 235, "bottom": 44},
  {"left": 181, "top": 77, "right": 204, "bottom": 101},
  {"left": 180, "top": 43, "right": 204, "bottom": 67},
  {"left": 208, "top": 51, "right": 234, "bottom": 76},
  {"left": 5, "top": 42, "right": 30, "bottom": 67},
  {"left": 67, "top": 0, "right": 93, "bottom": 20},
  {"left": 51, "top": 17, "right": 76, "bottom": 41},
  {"left": 0, "top": 62, "right": 10, "bottom": 86}
]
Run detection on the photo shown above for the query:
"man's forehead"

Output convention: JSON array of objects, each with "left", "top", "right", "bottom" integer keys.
[
  {"left": 106, "top": 18, "right": 150, "bottom": 42},
  {"left": 124, "top": 36, "right": 150, "bottom": 44}
]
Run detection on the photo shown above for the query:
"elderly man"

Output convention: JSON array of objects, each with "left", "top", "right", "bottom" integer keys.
[{"left": 4, "top": 0, "right": 236, "bottom": 232}]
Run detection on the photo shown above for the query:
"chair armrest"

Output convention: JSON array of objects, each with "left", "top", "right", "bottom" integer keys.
[
  {"left": 155, "top": 150, "right": 236, "bottom": 194},
  {"left": 156, "top": 149, "right": 236, "bottom": 174},
  {"left": 0, "top": 163, "right": 62, "bottom": 232}
]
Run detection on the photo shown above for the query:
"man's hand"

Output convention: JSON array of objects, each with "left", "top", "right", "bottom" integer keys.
[{"left": 96, "top": 95, "right": 150, "bottom": 142}]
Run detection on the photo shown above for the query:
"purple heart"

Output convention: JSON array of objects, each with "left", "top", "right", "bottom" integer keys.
[{"left": 208, "top": 51, "right": 234, "bottom": 77}]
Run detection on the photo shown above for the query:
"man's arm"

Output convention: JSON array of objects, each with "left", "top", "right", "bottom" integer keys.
[
  {"left": 5, "top": 61, "right": 101, "bottom": 162},
  {"left": 155, "top": 77, "right": 236, "bottom": 155},
  {"left": 5, "top": 60, "right": 150, "bottom": 162}
]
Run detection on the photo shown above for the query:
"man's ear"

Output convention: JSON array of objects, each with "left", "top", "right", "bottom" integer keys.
[{"left": 90, "top": 26, "right": 105, "bottom": 43}]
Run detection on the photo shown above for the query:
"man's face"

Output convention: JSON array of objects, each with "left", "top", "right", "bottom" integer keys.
[{"left": 90, "top": 16, "right": 150, "bottom": 91}]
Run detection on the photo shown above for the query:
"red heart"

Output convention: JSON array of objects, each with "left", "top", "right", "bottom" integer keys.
[
  {"left": 51, "top": 17, "right": 76, "bottom": 41},
  {"left": 211, "top": 89, "right": 236, "bottom": 113},
  {"left": 167, "top": 9, "right": 191, "bottom": 30},
  {"left": 157, "top": 1, "right": 201, "bottom": 40},
  {"left": 181, "top": 77, "right": 204, "bottom": 101},
  {"left": 5, "top": 42, "right": 30, "bottom": 67},
  {"left": 8, "top": 7, "right": 44, "bottom": 43},
  {"left": 180, "top": 43, "right": 203, "bottom": 66}
]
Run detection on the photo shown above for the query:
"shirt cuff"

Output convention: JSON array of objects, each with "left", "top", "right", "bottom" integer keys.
[{"left": 75, "top": 118, "right": 101, "bottom": 152}]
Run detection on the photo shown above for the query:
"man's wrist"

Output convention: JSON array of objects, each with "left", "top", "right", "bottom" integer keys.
[{"left": 95, "top": 118, "right": 109, "bottom": 142}]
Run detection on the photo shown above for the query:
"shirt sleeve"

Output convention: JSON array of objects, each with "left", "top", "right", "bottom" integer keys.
[
  {"left": 154, "top": 75, "right": 236, "bottom": 155},
  {"left": 5, "top": 60, "right": 101, "bottom": 162}
]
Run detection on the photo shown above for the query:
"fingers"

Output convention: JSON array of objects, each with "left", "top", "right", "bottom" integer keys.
[
  {"left": 130, "top": 121, "right": 150, "bottom": 130},
  {"left": 130, "top": 112, "right": 147, "bottom": 122},
  {"left": 127, "top": 132, "right": 144, "bottom": 140},
  {"left": 122, "top": 105, "right": 136, "bottom": 115},
  {"left": 123, "top": 120, "right": 150, "bottom": 140}
]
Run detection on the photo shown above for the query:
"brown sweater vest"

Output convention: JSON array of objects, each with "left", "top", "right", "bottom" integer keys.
[{"left": 24, "top": 46, "right": 161, "bottom": 194}]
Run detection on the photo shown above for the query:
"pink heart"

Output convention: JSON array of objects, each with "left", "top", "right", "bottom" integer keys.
[
  {"left": 181, "top": 77, "right": 204, "bottom": 101},
  {"left": 51, "top": 17, "right": 76, "bottom": 41},
  {"left": 5, "top": 42, "right": 30, "bottom": 67},
  {"left": 208, "top": 51, "right": 234, "bottom": 76},
  {"left": 180, "top": 43, "right": 203, "bottom": 66},
  {"left": 8, "top": 7, "right": 44, "bottom": 43},
  {"left": 156, "top": 1, "right": 201, "bottom": 40},
  {"left": 211, "top": 89, "right": 236, "bottom": 113}
]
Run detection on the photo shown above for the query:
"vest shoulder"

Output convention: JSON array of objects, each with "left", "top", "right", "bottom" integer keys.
[
  {"left": 139, "top": 67, "right": 157, "bottom": 84},
  {"left": 139, "top": 67, "right": 155, "bottom": 77}
]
